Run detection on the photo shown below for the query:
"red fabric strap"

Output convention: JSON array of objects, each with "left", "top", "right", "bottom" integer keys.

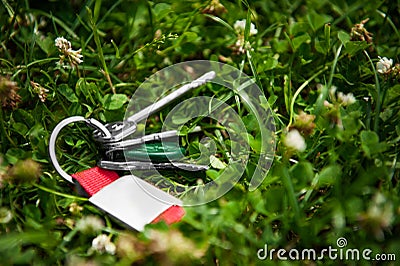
[
  {"left": 72, "top": 167, "right": 119, "bottom": 195},
  {"left": 151, "top": 205, "right": 186, "bottom": 224},
  {"left": 71, "top": 166, "right": 184, "bottom": 225}
]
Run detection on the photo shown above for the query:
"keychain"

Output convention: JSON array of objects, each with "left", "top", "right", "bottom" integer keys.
[{"left": 49, "top": 71, "right": 215, "bottom": 231}]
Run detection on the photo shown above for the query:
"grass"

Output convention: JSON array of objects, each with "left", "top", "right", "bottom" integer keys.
[{"left": 1, "top": 0, "right": 400, "bottom": 265}]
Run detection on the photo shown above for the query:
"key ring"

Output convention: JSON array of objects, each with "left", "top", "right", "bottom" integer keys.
[
  {"left": 48, "top": 116, "right": 186, "bottom": 230},
  {"left": 49, "top": 116, "right": 112, "bottom": 183}
]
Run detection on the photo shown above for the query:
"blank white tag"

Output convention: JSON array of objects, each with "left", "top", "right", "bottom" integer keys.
[{"left": 89, "top": 175, "right": 182, "bottom": 231}]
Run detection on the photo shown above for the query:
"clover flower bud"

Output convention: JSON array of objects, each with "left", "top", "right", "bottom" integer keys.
[
  {"left": 5, "top": 159, "right": 41, "bottom": 185},
  {"left": 337, "top": 92, "right": 356, "bottom": 106},
  {"left": 69, "top": 202, "right": 83, "bottom": 215},
  {"left": 75, "top": 215, "right": 104, "bottom": 235},
  {"left": 0, "top": 76, "right": 21, "bottom": 108},
  {"left": 292, "top": 111, "right": 316, "bottom": 136},
  {"left": 376, "top": 56, "right": 393, "bottom": 75},
  {"left": 233, "top": 19, "right": 258, "bottom": 36},
  {"left": 0, "top": 207, "right": 12, "bottom": 224},
  {"left": 350, "top": 18, "right": 373, "bottom": 43},
  {"left": 30, "top": 81, "right": 49, "bottom": 102},
  {"left": 92, "top": 234, "right": 116, "bottom": 255},
  {"left": 284, "top": 129, "right": 306, "bottom": 152}
]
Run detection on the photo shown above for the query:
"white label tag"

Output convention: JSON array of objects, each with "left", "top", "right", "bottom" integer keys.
[{"left": 89, "top": 175, "right": 182, "bottom": 231}]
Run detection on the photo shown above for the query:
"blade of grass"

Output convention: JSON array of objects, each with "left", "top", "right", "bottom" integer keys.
[
  {"left": 1, "top": 0, "right": 14, "bottom": 17},
  {"left": 86, "top": 6, "right": 115, "bottom": 94},
  {"left": 363, "top": 50, "right": 381, "bottom": 133},
  {"left": 71, "top": 0, "right": 95, "bottom": 31},
  {"left": 29, "top": 9, "right": 79, "bottom": 39},
  {"left": 0, "top": 108, "right": 17, "bottom": 150},
  {"left": 314, "top": 44, "right": 343, "bottom": 117},
  {"left": 288, "top": 66, "right": 329, "bottom": 128},
  {"left": 377, "top": 9, "right": 400, "bottom": 41},
  {"left": 93, "top": 0, "right": 102, "bottom": 24},
  {"left": 34, "top": 184, "right": 88, "bottom": 201},
  {"left": 203, "top": 14, "right": 235, "bottom": 33},
  {"left": 278, "top": 162, "right": 301, "bottom": 220}
]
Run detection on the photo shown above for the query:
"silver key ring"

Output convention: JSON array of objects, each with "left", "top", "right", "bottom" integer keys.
[{"left": 49, "top": 116, "right": 112, "bottom": 183}]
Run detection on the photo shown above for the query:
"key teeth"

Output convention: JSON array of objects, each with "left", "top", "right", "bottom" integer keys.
[{"left": 98, "top": 160, "right": 209, "bottom": 172}]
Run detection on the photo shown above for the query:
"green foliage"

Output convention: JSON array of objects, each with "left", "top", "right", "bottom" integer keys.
[{"left": 0, "top": 0, "right": 399, "bottom": 265}]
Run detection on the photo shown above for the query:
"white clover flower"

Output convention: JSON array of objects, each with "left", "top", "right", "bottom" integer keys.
[
  {"left": 55, "top": 36, "right": 83, "bottom": 67},
  {"left": 337, "top": 92, "right": 356, "bottom": 106},
  {"left": 363, "top": 192, "right": 394, "bottom": 240},
  {"left": 0, "top": 207, "right": 12, "bottom": 224},
  {"left": 30, "top": 81, "right": 49, "bottom": 102},
  {"left": 326, "top": 85, "right": 356, "bottom": 107},
  {"left": 68, "top": 202, "right": 83, "bottom": 215},
  {"left": 376, "top": 56, "right": 393, "bottom": 75},
  {"left": 329, "top": 85, "right": 337, "bottom": 97},
  {"left": 92, "top": 234, "right": 116, "bottom": 255},
  {"left": 324, "top": 100, "right": 332, "bottom": 108},
  {"left": 148, "top": 229, "right": 205, "bottom": 259},
  {"left": 75, "top": 215, "right": 104, "bottom": 234},
  {"left": 233, "top": 19, "right": 258, "bottom": 36},
  {"left": 233, "top": 38, "right": 247, "bottom": 54},
  {"left": 55, "top": 37, "right": 71, "bottom": 52},
  {"left": 284, "top": 129, "right": 306, "bottom": 152}
]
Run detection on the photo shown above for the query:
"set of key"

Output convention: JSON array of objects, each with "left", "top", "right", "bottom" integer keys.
[{"left": 92, "top": 71, "right": 216, "bottom": 172}]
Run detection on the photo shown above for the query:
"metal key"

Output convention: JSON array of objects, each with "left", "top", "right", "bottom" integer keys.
[
  {"left": 98, "top": 160, "right": 209, "bottom": 171},
  {"left": 100, "top": 126, "right": 209, "bottom": 171},
  {"left": 93, "top": 71, "right": 216, "bottom": 143},
  {"left": 102, "top": 126, "right": 201, "bottom": 152}
]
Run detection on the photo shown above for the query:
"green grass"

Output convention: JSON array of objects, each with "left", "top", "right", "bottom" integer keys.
[{"left": 1, "top": 0, "right": 400, "bottom": 265}]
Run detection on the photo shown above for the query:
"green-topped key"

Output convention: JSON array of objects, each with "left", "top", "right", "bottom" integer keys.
[{"left": 124, "top": 142, "right": 186, "bottom": 163}]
